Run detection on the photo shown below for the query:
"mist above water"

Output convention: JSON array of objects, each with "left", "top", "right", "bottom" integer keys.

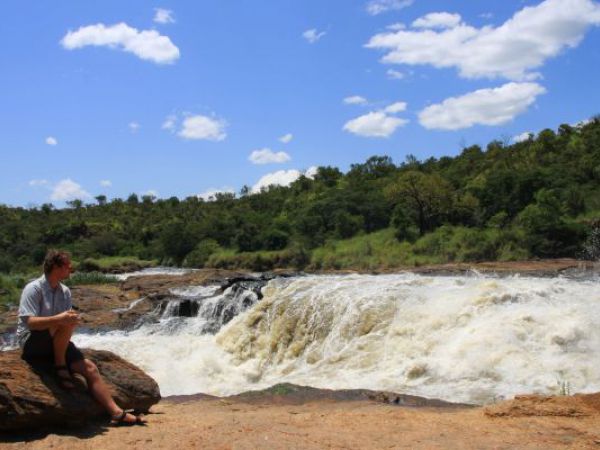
[{"left": 73, "top": 273, "right": 600, "bottom": 404}]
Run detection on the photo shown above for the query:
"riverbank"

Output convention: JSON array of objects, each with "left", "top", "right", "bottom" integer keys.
[{"left": 2, "top": 385, "right": 600, "bottom": 449}]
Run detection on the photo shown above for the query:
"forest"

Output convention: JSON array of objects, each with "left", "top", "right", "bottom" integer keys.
[{"left": 1, "top": 118, "right": 599, "bottom": 279}]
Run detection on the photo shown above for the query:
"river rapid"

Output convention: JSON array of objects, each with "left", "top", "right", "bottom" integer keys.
[{"left": 72, "top": 273, "right": 600, "bottom": 405}]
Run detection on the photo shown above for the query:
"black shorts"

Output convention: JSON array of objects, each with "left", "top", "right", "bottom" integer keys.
[{"left": 21, "top": 330, "right": 85, "bottom": 367}]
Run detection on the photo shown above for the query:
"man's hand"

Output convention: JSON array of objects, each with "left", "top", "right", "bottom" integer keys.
[{"left": 57, "top": 310, "right": 81, "bottom": 326}]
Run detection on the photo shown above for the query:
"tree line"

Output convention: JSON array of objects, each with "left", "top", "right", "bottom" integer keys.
[{"left": 1, "top": 118, "right": 599, "bottom": 274}]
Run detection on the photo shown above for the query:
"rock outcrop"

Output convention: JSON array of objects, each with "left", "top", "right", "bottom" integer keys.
[{"left": 0, "top": 349, "right": 161, "bottom": 432}]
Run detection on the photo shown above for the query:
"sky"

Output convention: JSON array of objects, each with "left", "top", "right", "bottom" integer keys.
[{"left": 1, "top": 0, "right": 600, "bottom": 207}]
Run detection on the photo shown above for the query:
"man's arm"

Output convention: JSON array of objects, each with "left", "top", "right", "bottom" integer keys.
[{"left": 27, "top": 310, "right": 80, "bottom": 330}]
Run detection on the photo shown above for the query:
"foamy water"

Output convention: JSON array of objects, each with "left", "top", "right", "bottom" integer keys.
[
  {"left": 72, "top": 273, "right": 600, "bottom": 404},
  {"left": 114, "top": 267, "right": 196, "bottom": 280}
]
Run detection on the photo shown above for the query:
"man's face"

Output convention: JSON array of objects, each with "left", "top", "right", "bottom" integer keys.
[{"left": 54, "top": 259, "right": 73, "bottom": 281}]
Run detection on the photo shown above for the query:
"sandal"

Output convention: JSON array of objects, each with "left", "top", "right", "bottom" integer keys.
[
  {"left": 110, "top": 409, "right": 147, "bottom": 427},
  {"left": 54, "top": 365, "right": 76, "bottom": 390}
]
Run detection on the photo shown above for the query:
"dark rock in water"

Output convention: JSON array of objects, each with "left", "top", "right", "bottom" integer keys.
[
  {"left": 220, "top": 383, "right": 474, "bottom": 408},
  {"left": 0, "top": 349, "right": 161, "bottom": 432}
]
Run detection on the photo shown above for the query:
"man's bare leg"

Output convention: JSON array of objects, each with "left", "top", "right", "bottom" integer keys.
[
  {"left": 49, "top": 323, "right": 75, "bottom": 367},
  {"left": 70, "top": 358, "right": 142, "bottom": 423},
  {"left": 49, "top": 324, "right": 76, "bottom": 388}
]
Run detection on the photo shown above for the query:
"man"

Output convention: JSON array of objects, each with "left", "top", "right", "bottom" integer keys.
[{"left": 17, "top": 249, "right": 145, "bottom": 426}]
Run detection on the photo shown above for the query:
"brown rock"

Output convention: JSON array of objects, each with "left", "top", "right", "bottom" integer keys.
[
  {"left": 484, "top": 393, "right": 600, "bottom": 417},
  {"left": 0, "top": 348, "right": 161, "bottom": 432}
]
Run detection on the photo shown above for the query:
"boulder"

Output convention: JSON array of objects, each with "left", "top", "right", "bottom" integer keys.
[{"left": 0, "top": 349, "right": 161, "bottom": 432}]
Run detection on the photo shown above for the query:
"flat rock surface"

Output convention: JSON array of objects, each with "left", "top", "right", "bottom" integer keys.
[
  {"left": 2, "top": 390, "right": 600, "bottom": 449},
  {"left": 0, "top": 349, "right": 160, "bottom": 432}
]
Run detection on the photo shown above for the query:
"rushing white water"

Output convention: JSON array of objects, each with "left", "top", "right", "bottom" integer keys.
[
  {"left": 114, "top": 267, "right": 196, "bottom": 280},
  {"left": 72, "top": 273, "right": 600, "bottom": 404}
]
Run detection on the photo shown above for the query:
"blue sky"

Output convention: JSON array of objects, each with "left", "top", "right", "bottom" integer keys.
[{"left": 1, "top": 0, "right": 599, "bottom": 207}]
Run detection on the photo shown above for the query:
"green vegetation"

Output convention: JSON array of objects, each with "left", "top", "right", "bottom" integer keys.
[
  {"left": 0, "top": 119, "right": 598, "bottom": 274},
  {"left": 0, "top": 274, "right": 27, "bottom": 310},
  {"left": 65, "top": 271, "right": 119, "bottom": 287},
  {"left": 77, "top": 256, "right": 157, "bottom": 273}
]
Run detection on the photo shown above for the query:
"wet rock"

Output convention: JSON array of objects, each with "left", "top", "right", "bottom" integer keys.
[{"left": 0, "top": 349, "right": 161, "bottom": 432}]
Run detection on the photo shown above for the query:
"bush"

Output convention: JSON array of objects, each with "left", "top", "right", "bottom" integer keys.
[{"left": 183, "top": 239, "right": 221, "bottom": 268}]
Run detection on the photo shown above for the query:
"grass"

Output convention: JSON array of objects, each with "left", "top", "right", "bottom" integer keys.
[
  {"left": 310, "top": 228, "right": 439, "bottom": 270},
  {"left": 78, "top": 256, "right": 158, "bottom": 272},
  {"left": 65, "top": 271, "right": 119, "bottom": 287}
]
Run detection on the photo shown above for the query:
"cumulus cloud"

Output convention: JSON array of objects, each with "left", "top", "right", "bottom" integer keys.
[
  {"left": 418, "top": 82, "right": 546, "bottom": 130},
  {"left": 344, "top": 99, "right": 409, "bottom": 138},
  {"left": 46, "top": 136, "right": 58, "bottom": 146},
  {"left": 344, "top": 111, "right": 408, "bottom": 138},
  {"left": 154, "top": 8, "right": 175, "bottom": 24},
  {"left": 305, "top": 166, "right": 318, "bottom": 179},
  {"left": 513, "top": 131, "right": 533, "bottom": 143},
  {"left": 100, "top": 180, "right": 112, "bottom": 187},
  {"left": 383, "top": 101, "right": 407, "bottom": 113},
  {"left": 279, "top": 133, "right": 293, "bottom": 144},
  {"left": 366, "top": 0, "right": 600, "bottom": 80},
  {"left": 344, "top": 95, "right": 368, "bottom": 105},
  {"left": 198, "top": 187, "right": 235, "bottom": 201},
  {"left": 29, "top": 179, "right": 48, "bottom": 187},
  {"left": 129, "top": 121, "right": 140, "bottom": 133},
  {"left": 249, "top": 148, "right": 291, "bottom": 165},
  {"left": 50, "top": 179, "right": 91, "bottom": 201},
  {"left": 251, "top": 168, "right": 316, "bottom": 193},
  {"left": 178, "top": 115, "right": 227, "bottom": 141},
  {"left": 412, "top": 12, "right": 462, "bottom": 29},
  {"left": 366, "top": 0, "right": 414, "bottom": 16},
  {"left": 61, "top": 22, "right": 180, "bottom": 64},
  {"left": 302, "top": 29, "right": 326, "bottom": 43}
]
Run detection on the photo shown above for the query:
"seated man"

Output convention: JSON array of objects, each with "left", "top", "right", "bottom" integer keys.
[{"left": 17, "top": 249, "right": 145, "bottom": 426}]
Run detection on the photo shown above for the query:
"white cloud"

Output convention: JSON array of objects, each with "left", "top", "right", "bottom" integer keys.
[
  {"left": 343, "top": 111, "right": 408, "bottom": 138},
  {"left": 154, "top": 8, "right": 175, "bottom": 24},
  {"left": 387, "top": 23, "right": 406, "bottom": 31},
  {"left": 251, "top": 167, "right": 318, "bottom": 193},
  {"left": 100, "top": 180, "right": 112, "bottom": 187},
  {"left": 305, "top": 166, "right": 318, "bottom": 179},
  {"left": 178, "top": 115, "right": 227, "bottom": 141},
  {"left": 46, "top": 136, "right": 58, "bottom": 146},
  {"left": 279, "top": 133, "right": 293, "bottom": 144},
  {"left": 162, "top": 115, "right": 177, "bottom": 131},
  {"left": 383, "top": 101, "right": 407, "bottom": 113},
  {"left": 387, "top": 69, "right": 405, "bottom": 79},
  {"left": 344, "top": 95, "right": 368, "bottom": 105},
  {"left": 366, "top": 0, "right": 414, "bottom": 16},
  {"left": 61, "top": 22, "right": 180, "bottom": 64},
  {"left": 50, "top": 179, "right": 91, "bottom": 201},
  {"left": 249, "top": 148, "right": 291, "bottom": 165},
  {"left": 412, "top": 12, "right": 462, "bottom": 29},
  {"left": 198, "top": 187, "right": 235, "bottom": 201},
  {"left": 513, "top": 131, "right": 533, "bottom": 143},
  {"left": 252, "top": 170, "right": 303, "bottom": 193},
  {"left": 143, "top": 189, "right": 158, "bottom": 197},
  {"left": 302, "top": 29, "right": 326, "bottom": 44},
  {"left": 29, "top": 179, "right": 48, "bottom": 187},
  {"left": 366, "top": 0, "right": 600, "bottom": 80},
  {"left": 418, "top": 82, "right": 546, "bottom": 130},
  {"left": 129, "top": 121, "right": 140, "bottom": 133},
  {"left": 480, "top": 13, "right": 494, "bottom": 20}
]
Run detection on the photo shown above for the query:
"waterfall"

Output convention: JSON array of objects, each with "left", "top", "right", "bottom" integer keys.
[{"left": 72, "top": 273, "right": 600, "bottom": 403}]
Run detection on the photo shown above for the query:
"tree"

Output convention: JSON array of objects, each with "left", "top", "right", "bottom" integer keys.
[
  {"left": 95, "top": 195, "right": 107, "bottom": 206},
  {"left": 386, "top": 171, "right": 454, "bottom": 235}
]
